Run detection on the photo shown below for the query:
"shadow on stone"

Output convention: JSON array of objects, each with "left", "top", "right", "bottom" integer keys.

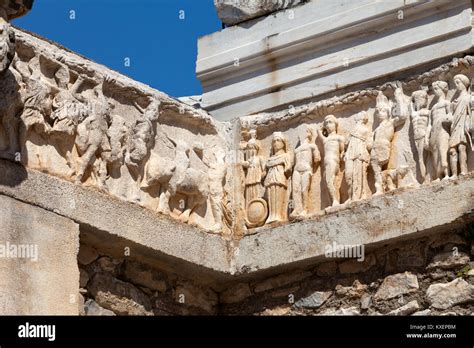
[{"left": 0, "top": 159, "right": 27, "bottom": 187}]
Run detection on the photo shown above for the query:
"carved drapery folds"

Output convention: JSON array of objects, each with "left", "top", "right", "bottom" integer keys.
[{"left": 238, "top": 63, "right": 474, "bottom": 232}]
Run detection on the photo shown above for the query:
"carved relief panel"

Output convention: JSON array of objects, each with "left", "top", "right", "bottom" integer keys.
[
  {"left": 0, "top": 31, "right": 233, "bottom": 236},
  {"left": 238, "top": 57, "right": 474, "bottom": 233}
]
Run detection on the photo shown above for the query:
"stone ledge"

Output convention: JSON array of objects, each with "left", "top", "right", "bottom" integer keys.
[
  {"left": 0, "top": 160, "right": 231, "bottom": 278},
  {"left": 232, "top": 174, "right": 474, "bottom": 276},
  {"left": 0, "top": 159, "right": 472, "bottom": 284}
]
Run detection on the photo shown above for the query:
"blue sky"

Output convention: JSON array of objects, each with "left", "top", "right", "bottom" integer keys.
[{"left": 13, "top": 0, "right": 222, "bottom": 97}]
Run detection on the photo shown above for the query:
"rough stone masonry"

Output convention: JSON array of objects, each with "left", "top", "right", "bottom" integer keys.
[{"left": 0, "top": 0, "right": 473, "bottom": 315}]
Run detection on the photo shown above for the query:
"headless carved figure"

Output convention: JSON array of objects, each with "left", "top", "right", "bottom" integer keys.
[
  {"left": 74, "top": 82, "right": 111, "bottom": 189},
  {"left": 370, "top": 90, "right": 407, "bottom": 195},
  {"left": 344, "top": 111, "right": 372, "bottom": 202},
  {"left": 49, "top": 70, "right": 88, "bottom": 176},
  {"left": 167, "top": 140, "right": 209, "bottom": 224},
  {"left": 125, "top": 98, "right": 159, "bottom": 201},
  {"left": 0, "top": 58, "right": 24, "bottom": 160}
]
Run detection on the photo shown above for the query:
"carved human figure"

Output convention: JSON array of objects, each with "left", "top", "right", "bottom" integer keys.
[
  {"left": 317, "top": 115, "right": 345, "bottom": 207},
  {"left": 125, "top": 97, "right": 160, "bottom": 201},
  {"left": 204, "top": 148, "right": 227, "bottom": 233},
  {"left": 106, "top": 112, "right": 128, "bottom": 167},
  {"left": 410, "top": 90, "right": 430, "bottom": 182},
  {"left": 448, "top": 74, "right": 472, "bottom": 177},
  {"left": 141, "top": 135, "right": 177, "bottom": 214},
  {"left": 49, "top": 69, "right": 88, "bottom": 175},
  {"left": 0, "top": 19, "right": 15, "bottom": 74},
  {"left": 50, "top": 68, "right": 85, "bottom": 132},
  {"left": 370, "top": 91, "right": 407, "bottom": 195},
  {"left": 344, "top": 111, "right": 372, "bottom": 202},
  {"left": 17, "top": 57, "right": 53, "bottom": 151},
  {"left": 74, "top": 80, "right": 111, "bottom": 189},
  {"left": 427, "top": 81, "right": 451, "bottom": 180},
  {"left": 290, "top": 125, "right": 320, "bottom": 218},
  {"left": 383, "top": 165, "right": 419, "bottom": 191},
  {"left": 264, "top": 132, "right": 293, "bottom": 224},
  {"left": 241, "top": 129, "right": 265, "bottom": 206}
]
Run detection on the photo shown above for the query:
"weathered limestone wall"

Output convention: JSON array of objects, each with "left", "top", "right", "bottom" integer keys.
[
  {"left": 220, "top": 227, "right": 474, "bottom": 316},
  {"left": 78, "top": 243, "right": 219, "bottom": 315},
  {"left": 0, "top": 194, "right": 80, "bottom": 315},
  {"left": 76, "top": 225, "right": 474, "bottom": 316}
]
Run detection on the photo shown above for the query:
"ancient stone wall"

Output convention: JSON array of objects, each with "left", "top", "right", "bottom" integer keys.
[
  {"left": 78, "top": 225, "right": 474, "bottom": 316},
  {"left": 78, "top": 243, "right": 219, "bottom": 316},
  {"left": 220, "top": 227, "right": 474, "bottom": 315}
]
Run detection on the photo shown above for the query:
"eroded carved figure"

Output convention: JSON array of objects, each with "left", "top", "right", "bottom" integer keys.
[
  {"left": 264, "top": 132, "right": 293, "bottom": 224},
  {"left": 204, "top": 148, "right": 227, "bottom": 233},
  {"left": 290, "top": 125, "right": 319, "bottom": 218},
  {"left": 427, "top": 81, "right": 451, "bottom": 181},
  {"left": 5, "top": 18, "right": 474, "bottom": 236},
  {"left": 74, "top": 80, "right": 111, "bottom": 189},
  {"left": 125, "top": 97, "right": 160, "bottom": 200},
  {"left": 410, "top": 89, "right": 430, "bottom": 182},
  {"left": 106, "top": 112, "right": 128, "bottom": 168},
  {"left": 0, "top": 18, "right": 15, "bottom": 74},
  {"left": 383, "top": 165, "right": 419, "bottom": 191},
  {"left": 241, "top": 129, "right": 265, "bottom": 206},
  {"left": 344, "top": 111, "right": 372, "bottom": 203},
  {"left": 48, "top": 67, "right": 88, "bottom": 176},
  {"left": 448, "top": 74, "right": 472, "bottom": 177},
  {"left": 0, "top": 56, "right": 23, "bottom": 160},
  {"left": 167, "top": 140, "right": 209, "bottom": 224},
  {"left": 318, "top": 115, "right": 344, "bottom": 207},
  {"left": 17, "top": 56, "right": 52, "bottom": 150},
  {"left": 370, "top": 90, "right": 407, "bottom": 195}
]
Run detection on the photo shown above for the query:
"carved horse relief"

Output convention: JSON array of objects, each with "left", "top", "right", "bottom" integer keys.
[{"left": 142, "top": 135, "right": 211, "bottom": 226}]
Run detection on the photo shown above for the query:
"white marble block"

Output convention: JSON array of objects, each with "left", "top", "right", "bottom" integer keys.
[{"left": 197, "top": 0, "right": 474, "bottom": 120}]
